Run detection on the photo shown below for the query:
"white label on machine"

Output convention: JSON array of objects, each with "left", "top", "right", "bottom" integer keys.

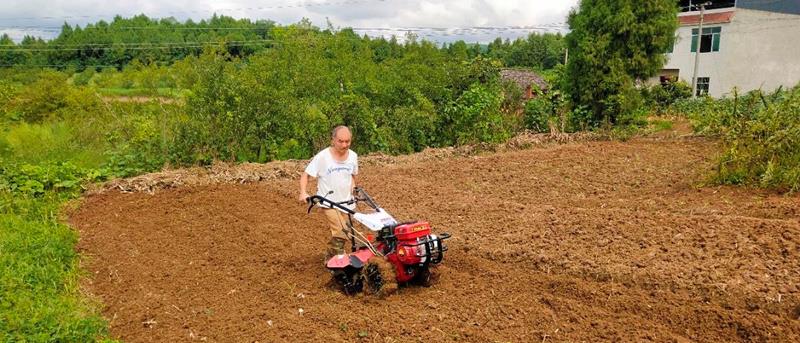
[{"left": 353, "top": 209, "right": 397, "bottom": 231}]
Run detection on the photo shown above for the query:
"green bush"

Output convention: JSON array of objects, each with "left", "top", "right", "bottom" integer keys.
[
  {"left": 71, "top": 68, "right": 96, "bottom": 86},
  {"left": 7, "top": 71, "right": 71, "bottom": 122},
  {"left": 386, "top": 99, "right": 437, "bottom": 153},
  {"left": 616, "top": 105, "right": 649, "bottom": 127},
  {"left": 523, "top": 96, "right": 553, "bottom": 133},
  {"left": 642, "top": 79, "right": 692, "bottom": 114},
  {"left": 3, "top": 73, "right": 104, "bottom": 124},
  {"left": 500, "top": 79, "right": 525, "bottom": 116},
  {"left": 101, "top": 101, "right": 181, "bottom": 176},
  {"left": 713, "top": 86, "right": 800, "bottom": 192},
  {"left": 442, "top": 83, "right": 510, "bottom": 145},
  {"left": 0, "top": 80, "right": 19, "bottom": 106},
  {"left": 671, "top": 85, "right": 800, "bottom": 192},
  {"left": 170, "top": 30, "right": 518, "bottom": 163},
  {"left": 672, "top": 89, "right": 769, "bottom": 136},
  {"left": 91, "top": 68, "right": 123, "bottom": 89},
  {"left": 0, "top": 68, "right": 48, "bottom": 85}
]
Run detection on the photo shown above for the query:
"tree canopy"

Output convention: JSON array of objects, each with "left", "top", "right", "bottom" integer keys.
[
  {"left": 1, "top": 14, "right": 276, "bottom": 69},
  {"left": 564, "top": 0, "right": 678, "bottom": 126},
  {"left": 1, "top": 15, "right": 566, "bottom": 72}
]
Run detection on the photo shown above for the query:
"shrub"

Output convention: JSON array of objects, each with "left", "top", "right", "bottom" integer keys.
[
  {"left": 71, "top": 68, "right": 96, "bottom": 86},
  {"left": 713, "top": 86, "right": 800, "bottom": 192},
  {"left": 8, "top": 71, "right": 71, "bottom": 122},
  {"left": 523, "top": 96, "right": 554, "bottom": 133},
  {"left": 642, "top": 79, "right": 692, "bottom": 114},
  {"left": 442, "top": 83, "right": 509, "bottom": 145}
]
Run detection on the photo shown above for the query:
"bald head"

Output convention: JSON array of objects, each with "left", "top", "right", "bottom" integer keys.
[
  {"left": 330, "top": 125, "right": 352, "bottom": 154},
  {"left": 331, "top": 125, "right": 351, "bottom": 139}
]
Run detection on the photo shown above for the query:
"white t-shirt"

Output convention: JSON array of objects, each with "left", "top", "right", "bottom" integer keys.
[{"left": 305, "top": 147, "right": 358, "bottom": 209}]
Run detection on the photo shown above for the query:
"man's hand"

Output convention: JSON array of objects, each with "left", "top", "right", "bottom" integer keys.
[{"left": 299, "top": 172, "right": 310, "bottom": 203}]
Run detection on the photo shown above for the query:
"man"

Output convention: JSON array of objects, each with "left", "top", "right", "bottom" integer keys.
[{"left": 299, "top": 125, "right": 358, "bottom": 259}]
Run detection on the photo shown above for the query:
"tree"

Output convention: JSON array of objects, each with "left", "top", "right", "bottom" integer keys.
[
  {"left": 447, "top": 41, "right": 469, "bottom": 61},
  {"left": 0, "top": 34, "right": 23, "bottom": 66},
  {"left": 564, "top": 0, "right": 678, "bottom": 126}
]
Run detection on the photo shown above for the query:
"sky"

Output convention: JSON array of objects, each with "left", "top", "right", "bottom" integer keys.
[{"left": 0, "top": 0, "right": 578, "bottom": 43}]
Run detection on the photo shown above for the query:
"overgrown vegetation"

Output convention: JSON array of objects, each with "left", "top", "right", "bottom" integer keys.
[
  {"left": 0, "top": 69, "right": 177, "bottom": 341},
  {"left": 670, "top": 86, "right": 800, "bottom": 192},
  {"left": 0, "top": 166, "right": 110, "bottom": 341}
]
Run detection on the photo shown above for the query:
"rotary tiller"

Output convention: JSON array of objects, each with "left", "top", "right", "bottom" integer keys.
[{"left": 307, "top": 187, "right": 450, "bottom": 296}]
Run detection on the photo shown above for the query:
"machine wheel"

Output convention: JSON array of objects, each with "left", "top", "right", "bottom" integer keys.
[
  {"left": 342, "top": 281, "right": 362, "bottom": 296},
  {"left": 334, "top": 268, "right": 363, "bottom": 295},
  {"left": 362, "top": 257, "right": 398, "bottom": 297},
  {"left": 413, "top": 266, "right": 436, "bottom": 287}
]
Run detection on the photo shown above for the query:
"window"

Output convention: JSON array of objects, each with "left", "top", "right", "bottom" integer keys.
[
  {"left": 696, "top": 77, "right": 710, "bottom": 96},
  {"left": 660, "top": 75, "right": 678, "bottom": 85},
  {"left": 691, "top": 27, "right": 721, "bottom": 53}
]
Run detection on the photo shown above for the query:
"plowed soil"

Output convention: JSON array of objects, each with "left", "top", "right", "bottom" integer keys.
[{"left": 70, "top": 135, "right": 800, "bottom": 342}]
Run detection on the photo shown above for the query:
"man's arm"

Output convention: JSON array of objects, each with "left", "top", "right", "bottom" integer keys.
[
  {"left": 299, "top": 172, "right": 310, "bottom": 202},
  {"left": 351, "top": 174, "right": 357, "bottom": 194}
]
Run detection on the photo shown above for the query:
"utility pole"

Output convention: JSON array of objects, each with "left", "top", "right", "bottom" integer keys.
[
  {"left": 564, "top": 47, "right": 568, "bottom": 65},
  {"left": 691, "top": 2, "right": 710, "bottom": 98}
]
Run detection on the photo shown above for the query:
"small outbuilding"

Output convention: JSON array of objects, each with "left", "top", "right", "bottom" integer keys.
[{"left": 499, "top": 69, "right": 549, "bottom": 100}]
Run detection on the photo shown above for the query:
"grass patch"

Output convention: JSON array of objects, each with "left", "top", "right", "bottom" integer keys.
[
  {"left": 0, "top": 192, "right": 109, "bottom": 342},
  {"left": 649, "top": 118, "right": 673, "bottom": 132},
  {"left": 0, "top": 122, "right": 107, "bottom": 169}
]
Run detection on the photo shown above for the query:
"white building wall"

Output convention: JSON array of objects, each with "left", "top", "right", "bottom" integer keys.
[{"left": 663, "top": 8, "right": 800, "bottom": 97}]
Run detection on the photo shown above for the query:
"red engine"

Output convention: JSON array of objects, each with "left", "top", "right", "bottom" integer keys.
[{"left": 379, "top": 221, "right": 448, "bottom": 283}]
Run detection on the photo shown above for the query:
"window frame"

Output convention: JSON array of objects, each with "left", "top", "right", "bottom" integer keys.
[
  {"left": 691, "top": 26, "right": 721, "bottom": 53},
  {"left": 696, "top": 77, "right": 710, "bottom": 96}
]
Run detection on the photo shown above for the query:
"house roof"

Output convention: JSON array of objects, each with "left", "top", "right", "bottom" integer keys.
[
  {"left": 738, "top": 0, "right": 800, "bottom": 15},
  {"left": 499, "top": 69, "right": 548, "bottom": 91},
  {"left": 678, "top": 11, "right": 735, "bottom": 26}
]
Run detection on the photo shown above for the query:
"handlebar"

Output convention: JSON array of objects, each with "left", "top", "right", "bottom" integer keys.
[
  {"left": 305, "top": 187, "right": 382, "bottom": 214},
  {"left": 306, "top": 195, "right": 357, "bottom": 214},
  {"left": 354, "top": 187, "right": 380, "bottom": 210}
]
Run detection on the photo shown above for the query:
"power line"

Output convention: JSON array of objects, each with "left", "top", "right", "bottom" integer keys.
[
  {"left": 353, "top": 24, "right": 569, "bottom": 31},
  {"left": 0, "top": 39, "right": 272, "bottom": 48},
  {"left": 0, "top": 24, "right": 570, "bottom": 48},
  {"left": 0, "top": 29, "right": 563, "bottom": 50},
  {"left": 0, "top": 40, "right": 273, "bottom": 52},
  {"left": 0, "top": 24, "right": 569, "bottom": 33},
  {"left": 0, "top": 0, "right": 392, "bottom": 21},
  {"left": 0, "top": 26, "right": 274, "bottom": 32},
  {"left": 0, "top": 63, "right": 120, "bottom": 68}
]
